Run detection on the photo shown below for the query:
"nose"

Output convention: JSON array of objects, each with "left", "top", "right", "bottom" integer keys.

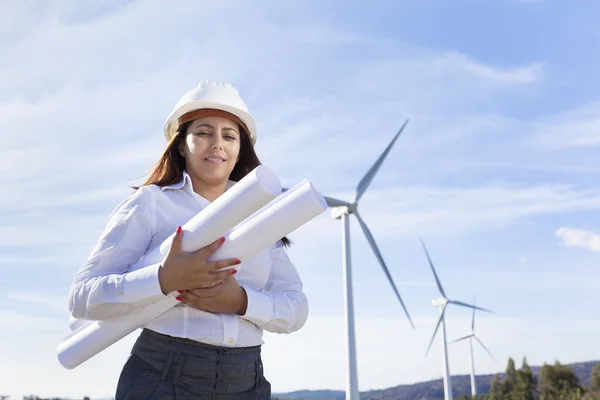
[{"left": 211, "top": 137, "right": 224, "bottom": 150}]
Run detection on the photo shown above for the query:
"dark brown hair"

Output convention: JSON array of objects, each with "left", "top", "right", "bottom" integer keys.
[{"left": 135, "top": 120, "right": 291, "bottom": 247}]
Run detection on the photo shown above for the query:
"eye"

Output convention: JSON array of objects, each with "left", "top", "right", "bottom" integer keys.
[
  {"left": 194, "top": 131, "right": 210, "bottom": 136},
  {"left": 224, "top": 134, "right": 237, "bottom": 140}
]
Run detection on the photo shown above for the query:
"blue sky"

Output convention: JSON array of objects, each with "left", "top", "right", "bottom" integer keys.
[{"left": 1, "top": 0, "right": 600, "bottom": 398}]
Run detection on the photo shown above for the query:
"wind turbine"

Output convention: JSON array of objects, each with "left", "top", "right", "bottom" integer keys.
[
  {"left": 421, "top": 239, "right": 492, "bottom": 400},
  {"left": 450, "top": 298, "right": 497, "bottom": 398},
  {"left": 323, "top": 120, "right": 414, "bottom": 400}
]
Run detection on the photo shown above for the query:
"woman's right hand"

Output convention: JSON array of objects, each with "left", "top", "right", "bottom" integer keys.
[{"left": 158, "top": 226, "right": 239, "bottom": 295}]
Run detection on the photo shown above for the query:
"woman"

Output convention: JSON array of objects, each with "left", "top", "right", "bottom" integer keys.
[{"left": 68, "top": 80, "right": 309, "bottom": 399}]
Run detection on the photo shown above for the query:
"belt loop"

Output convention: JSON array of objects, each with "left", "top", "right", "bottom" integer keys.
[
  {"left": 161, "top": 352, "right": 174, "bottom": 381},
  {"left": 174, "top": 355, "right": 185, "bottom": 385}
]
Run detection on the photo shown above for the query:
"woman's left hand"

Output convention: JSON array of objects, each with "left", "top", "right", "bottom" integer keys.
[{"left": 176, "top": 275, "right": 248, "bottom": 315}]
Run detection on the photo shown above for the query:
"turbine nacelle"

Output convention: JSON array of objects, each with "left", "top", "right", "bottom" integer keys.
[
  {"left": 331, "top": 203, "right": 358, "bottom": 219},
  {"left": 432, "top": 298, "right": 448, "bottom": 307}
]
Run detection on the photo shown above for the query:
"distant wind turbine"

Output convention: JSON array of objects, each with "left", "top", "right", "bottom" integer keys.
[
  {"left": 450, "top": 298, "right": 497, "bottom": 398},
  {"left": 421, "top": 239, "right": 493, "bottom": 400},
  {"left": 322, "top": 120, "right": 414, "bottom": 400}
]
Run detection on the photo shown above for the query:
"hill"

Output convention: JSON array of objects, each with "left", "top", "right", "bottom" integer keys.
[{"left": 273, "top": 360, "right": 599, "bottom": 400}]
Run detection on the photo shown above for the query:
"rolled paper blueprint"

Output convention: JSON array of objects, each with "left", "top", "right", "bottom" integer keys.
[
  {"left": 65, "top": 165, "right": 281, "bottom": 333},
  {"left": 228, "top": 179, "right": 308, "bottom": 231},
  {"left": 57, "top": 180, "right": 327, "bottom": 369},
  {"left": 160, "top": 164, "right": 282, "bottom": 256}
]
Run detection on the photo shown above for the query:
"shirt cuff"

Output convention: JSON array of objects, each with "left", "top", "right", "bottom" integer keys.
[
  {"left": 241, "top": 286, "right": 273, "bottom": 325},
  {"left": 123, "top": 262, "right": 166, "bottom": 305}
]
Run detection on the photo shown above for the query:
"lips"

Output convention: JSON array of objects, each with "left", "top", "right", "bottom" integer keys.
[{"left": 205, "top": 156, "right": 226, "bottom": 164}]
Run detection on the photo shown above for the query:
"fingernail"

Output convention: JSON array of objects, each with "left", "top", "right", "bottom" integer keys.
[
  {"left": 177, "top": 290, "right": 182, "bottom": 294},
  {"left": 231, "top": 270, "right": 237, "bottom": 275},
  {"left": 220, "top": 237, "right": 226, "bottom": 243},
  {"left": 234, "top": 260, "right": 241, "bottom": 265},
  {"left": 218, "top": 282, "right": 223, "bottom": 285},
  {"left": 176, "top": 226, "right": 182, "bottom": 234},
  {"left": 176, "top": 296, "right": 183, "bottom": 301}
]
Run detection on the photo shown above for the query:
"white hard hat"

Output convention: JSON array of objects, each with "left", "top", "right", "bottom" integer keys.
[{"left": 164, "top": 80, "right": 257, "bottom": 145}]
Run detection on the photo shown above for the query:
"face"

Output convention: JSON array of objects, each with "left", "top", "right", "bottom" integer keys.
[{"left": 179, "top": 116, "right": 241, "bottom": 187}]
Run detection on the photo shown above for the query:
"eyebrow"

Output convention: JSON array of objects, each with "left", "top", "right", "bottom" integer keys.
[{"left": 193, "top": 124, "right": 239, "bottom": 134}]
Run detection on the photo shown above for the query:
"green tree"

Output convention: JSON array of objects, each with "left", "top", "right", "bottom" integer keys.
[
  {"left": 514, "top": 357, "right": 536, "bottom": 400},
  {"left": 500, "top": 357, "right": 518, "bottom": 398},
  {"left": 489, "top": 374, "right": 503, "bottom": 400},
  {"left": 592, "top": 362, "right": 600, "bottom": 391},
  {"left": 537, "top": 361, "right": 584, "bottom": 400}
]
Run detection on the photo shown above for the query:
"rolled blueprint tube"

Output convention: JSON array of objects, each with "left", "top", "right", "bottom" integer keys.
[{"left": 57, "top": 180, "right": 327, "bottom": 369}]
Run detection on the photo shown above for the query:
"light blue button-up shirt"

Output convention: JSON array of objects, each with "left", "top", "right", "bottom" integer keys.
[{"left": 68, "top": 171, "right": 308, "bottom": 347}]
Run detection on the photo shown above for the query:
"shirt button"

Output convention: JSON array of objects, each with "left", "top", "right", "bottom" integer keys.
[{"left": 228, "top": 338, "right": 235, "bottom": 344}]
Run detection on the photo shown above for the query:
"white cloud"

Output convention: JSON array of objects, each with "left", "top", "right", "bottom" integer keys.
[
  {"left": 8, "top": 292, "right": 68, "bottom": 314},
  {"left": 556, "top": 227, "right": 600, "bottom": 252},
  {"left": 428, "top": 53, "right": 543, "bottom": 84},
  {"left": 0, "top": 310, "right": 62, "bottom": 331},
  {"left": 530, "top": 102, "right": 600, "bottom": 149},
  {"left": 357, "top": 184, "right": 600, "bottom": 238}
]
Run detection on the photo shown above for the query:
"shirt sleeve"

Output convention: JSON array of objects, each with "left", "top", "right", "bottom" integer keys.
[
  {"left": 68, "top": 187, "right": 167, "bottom": 321},
  {"left": 239, "top": 243, "right": 309, "bottom": 334}
]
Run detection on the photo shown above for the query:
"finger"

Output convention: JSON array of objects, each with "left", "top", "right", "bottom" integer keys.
[
  {"left": 210, "top": 258, "right": 241, "bottom": 272},
  {"left": 212, "top": 265, "right": 238, "bottom": 280},
  {"left": 168, "top": 226, "right": 184, "bottom": 254},
  {"left": 177, "top": 293, "right": 210, "bottom": 310},
  {"left": 188, "top": 285, "right": 224, "bottom": 299},
  {"left": 196, "top": 237, "right": 226, "bottom": 260},
  {"left": 178, "top": 289, "right": 204, "bottom": 303}
]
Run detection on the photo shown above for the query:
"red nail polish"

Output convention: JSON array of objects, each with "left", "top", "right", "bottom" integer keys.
[
  {"left": 220, "top": 237, "right": 226, "bottom": 243},
  {"left": 231, "top": 270, "right": 237, "bottom": 275},
  {"left": 176, "top": 296, "right": 183, "bottom": 301},
  {"left": 218, "top": 282, "right": 223, "bottom": 285},
  {"left": 176, "top": 226, "right": 182, "bottom": 234},
  {"left": 234, "top": 260, "right": 241, "bottom": 265},
  {"left": 177, "top": 290, "right": 182, "bottom": 294}
]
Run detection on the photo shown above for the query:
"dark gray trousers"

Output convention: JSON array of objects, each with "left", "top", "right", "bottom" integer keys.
[{"left": 115, "top": 329, "right": 271, "bottom": 399}]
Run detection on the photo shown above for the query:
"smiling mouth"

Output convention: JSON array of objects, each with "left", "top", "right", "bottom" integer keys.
[{"left": 205, "top": 156, "right": 226, "bottom": 164}]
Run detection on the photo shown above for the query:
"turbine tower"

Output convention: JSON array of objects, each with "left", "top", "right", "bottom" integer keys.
[
  {"left": 450, "top": 298, "right": 497, "bottom": 398},
  {"left": 421, "top": 239, "right": 492, "bottom": 400},
  {"left": 324, "top": 120, "right": 414, "bottom": 400}
]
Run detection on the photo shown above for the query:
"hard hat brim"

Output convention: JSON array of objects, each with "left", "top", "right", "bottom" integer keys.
[{"left": 164, "top": 101, "right": 257, "bottom": 145}]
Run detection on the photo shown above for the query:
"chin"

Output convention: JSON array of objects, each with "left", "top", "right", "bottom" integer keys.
[{"left": 199, "top": 172, "right": 232, "bottom": 185}]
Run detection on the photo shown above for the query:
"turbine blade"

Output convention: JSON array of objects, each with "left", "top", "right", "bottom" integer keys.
[
  {"left": 353, "top": 120, "right": 408, "bottom": 203},
  {"left": 426, "top": 305, "right": 446, "bottom": 357},
  {"left": 472, "top": 296, "right": 476, "bottom": 331},
  {"left": 282, "top": 188, "right": 350, "bottom": 208},
  {"left": 420, "top": 238, "right": 447, "bottom": 298},
  {"left": 474, "top": 336, "right": 498, "bottom": 363},
  {"left": 323, "top": 195, "right": 352, "bottom": 208},
  {"left": 449, "top": 300, "right": 493, "bottom": 314},
  {"left": 450, "top": 334, "right": 473, "bottom": 344},
  {"left": 355, "top": 211, "right": 414, "bottom": 329}
]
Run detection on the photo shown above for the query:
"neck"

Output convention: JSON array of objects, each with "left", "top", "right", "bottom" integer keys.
[{"left": 188, "top": 175, "right": 228, "bottom": 202}]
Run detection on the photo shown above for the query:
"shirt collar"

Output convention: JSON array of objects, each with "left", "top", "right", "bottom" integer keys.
[{"left": 160, "top": 170, "right": 236, "bottom": 193}]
